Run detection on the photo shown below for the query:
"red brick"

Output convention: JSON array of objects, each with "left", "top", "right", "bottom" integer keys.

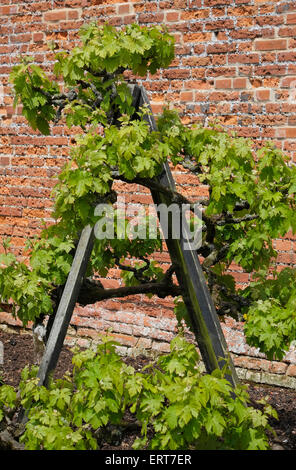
[
  {"left": 278, "top": 51, "right": 296, "bottom": 62},
  {"left": 0, "top": 311, "right": 31, "bottom": 328},
  {"left": 256, "top": 65, "right": 287, "bottom": 76},
  {"left": 228, "top": 5, "right": 257, "bottom": 16},
  {"left": 233, "top": 356, "right": 262, "bottom": 370},
  {"left": 162, "top": 69, "right": 191, "bottom": 79},
  {"left": 76, "top": 327, "right": 102, "bottom": 339},
  {"left": 287, "top": 13, "right": 296, "bottom": 24},
  {"left": 138, "top": 12, "right": 164, "bottom": 23},
  {"left": 166, "top": 11, "right": 180, "bottom": 22},
  {"left": 118, "top": 4, "right": 130, "bottom": 14},
  {"left": 255, "top": 39, "right": 287, "bottom": 50},
  {"left": 180, "top": 9, "right": 209, "bottom": 20},
  {"left": 277, "top": 127, "right": 296, "bottom": 138},
  {"left": 256, "top": 15, "right": 284, "bottom": 26},
  {"left": 136, "top": 337, "right": 152, "bottom": 350},
  {"left": 109, "top": 332, "right": 138, "bottom": 347},
  {"left": 206, "top": 66, "right": 236, "bottom": 77},
  {"left": 10, "top": 34, "right": 32, "bottom": 44},
  {"left": 278, "top": 26, "right": 296, "bottom": 37},
  {"left": 211, "top": 55, "right": 227, "bottom": 65},
  {"left": 183, "top": 32, "right": 212, "bottom": 42},
  {"left": 269, "top": 362, "right": 288, "bottom": 374},
  {"left": 0, "top": 6, "right": 18, "bottom": 15},
  {"left": 233, "top": 77, "right": 247, "bottom": 88},
  {"left": 0, "top": 207, "right": 22, "bottom": 217},
  {"left": 68, "top": 9, "right": 81, "bottom": 20},
  {"left": 151, "top": 341, "right": 170, "bottom": 353},
  {"left": 275, "top": 239, "right": 293, "bottom": 251},
  {"left": 203, "top": 0, "right": 231, "bottom": 4},
  {"left": 191, "top": 68, "right": 205, "bottom": 78},
  {"left": 43, "top": 9, "right": 68, "bottom": 22},
  {"left": 215, "top": 78, "right": 232, "bottom": 89},
  {"left": 205, "top": 19, "right": 234, "bottom": 30},
  {"left": 230, "top": 29, "right": 259, "bottom": 40},
  {"left": 287, "top": 364, "right": 296, "bottom": 377},
  {"left": 0, "top": 156, "right": 10, "bottom": 166},
  {"left": 207, "top": 43, "right": 236, "bottom": 54},
  {"left": 180, "top": 90, "right": 194, "bottom": 101},
  {"left": 256, "top": 89, "right": 271, "bottom": 101},
  {"left": 228, "top": 54, "right": 260, "bottom": 64},
  {"left": 58, "top": 20, "right": 84, "bottom": 30}
]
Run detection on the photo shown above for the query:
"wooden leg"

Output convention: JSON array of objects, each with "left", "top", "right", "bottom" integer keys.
[{"left": 36, "top": 225, "right": 95, "bottom": 387}]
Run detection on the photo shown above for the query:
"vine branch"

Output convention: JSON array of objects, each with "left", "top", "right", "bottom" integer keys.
[{"left": 77, "top": 275, "right": 181, "bottom": 306}]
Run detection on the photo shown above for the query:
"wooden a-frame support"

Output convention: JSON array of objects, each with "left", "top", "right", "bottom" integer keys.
[{"left": 36, "top": 85, "right": 239, "bottom": 390}]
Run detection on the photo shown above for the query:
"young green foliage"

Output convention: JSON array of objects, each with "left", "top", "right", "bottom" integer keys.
[
  {"left": 132, "top": 334, "right": 276, "bottom": 450},
  {"left": 242, "top": 268, "right": 296, "bottom": 360},
  {"left": 0, "top": 334, "right": 276, "bottom": 450}
]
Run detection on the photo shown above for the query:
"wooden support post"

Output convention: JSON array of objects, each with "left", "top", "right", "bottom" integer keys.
[
  {"left": 133, "top": 85, "right": 238, "bottom": 387},
  {"left": 36, "top": 225, "right": 94, "bottom": 387}
]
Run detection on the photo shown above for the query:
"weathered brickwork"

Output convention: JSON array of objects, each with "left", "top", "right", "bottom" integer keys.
[{"left": 0, "top": 0, "right": 296, "bottom": 386}]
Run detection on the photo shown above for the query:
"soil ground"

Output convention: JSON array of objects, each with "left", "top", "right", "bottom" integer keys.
[{"left": 1, "top": 329, "right": 296, "bottom": 451}]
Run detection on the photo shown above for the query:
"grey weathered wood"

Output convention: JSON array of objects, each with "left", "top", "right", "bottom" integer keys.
[
  {"left": 36, "top": 224, "right": 95, "bottom": 387},
  {"left": 134, "top": 85, "right": 238, "bottom": 387}
]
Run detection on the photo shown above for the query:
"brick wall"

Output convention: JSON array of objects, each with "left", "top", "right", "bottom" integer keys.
[{"left": 1, "top": 0, "right": 296, "bottom": 387}]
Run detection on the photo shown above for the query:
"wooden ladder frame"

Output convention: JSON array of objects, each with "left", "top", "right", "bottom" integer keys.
[{"left": 36, "top": 84, "right": 239, "bottom": 390}]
